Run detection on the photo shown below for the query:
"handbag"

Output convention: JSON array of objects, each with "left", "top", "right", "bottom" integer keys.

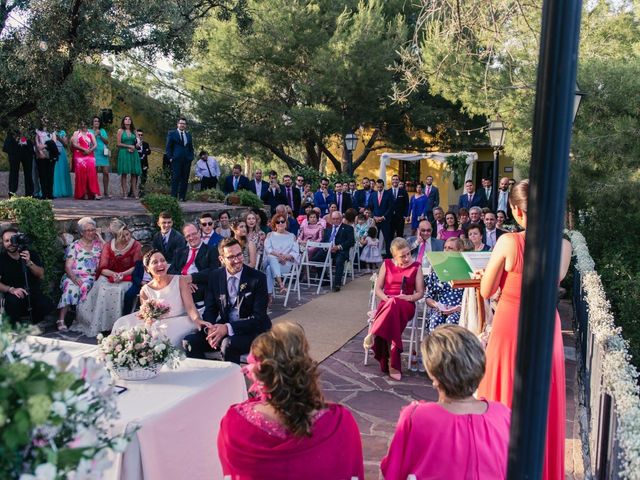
[{"left": 103, "top": 146, "right": 110, "bottom": 157}]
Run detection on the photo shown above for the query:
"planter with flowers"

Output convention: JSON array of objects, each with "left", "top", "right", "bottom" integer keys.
[{"left": 0, "top": 318, "right": 129, "bottom": 479}]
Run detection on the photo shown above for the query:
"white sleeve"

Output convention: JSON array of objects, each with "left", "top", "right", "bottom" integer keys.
[{"left": 211, "top": 157, "right": 221, "bottom": 177}]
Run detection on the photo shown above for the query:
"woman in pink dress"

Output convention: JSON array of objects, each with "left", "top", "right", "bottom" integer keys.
[
  {"left": 364, "top": 237, "right": 424, "bottom": 380},
  {"left": 71, "top": 120, "right": 101, "bottom": 200},
  {"left": 297, "top": 210, "right": 324, "bottom": 257},
  {"left": 218, "top": 322, "right": 364, "bottom": 480},
  {"left": 381, "top": 325, "right": 511, "bottom": 479},
  {"left": 438, "top": 210, "right": 464, "bottom": 241},
  {"left": 477, "top": 179, "right": 571, "bottom": 480}
]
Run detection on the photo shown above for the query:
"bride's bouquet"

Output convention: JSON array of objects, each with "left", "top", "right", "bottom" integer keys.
[
  {"left": 97, "top": 325, "right": 183, "bottom": 381},
  {"left": 136, "top": 299, "right": 170, "bottom": 326}
]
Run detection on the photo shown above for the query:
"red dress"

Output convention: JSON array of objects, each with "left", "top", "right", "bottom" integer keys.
[
  {"left": 371, "top": 259, "right": 420, "bottom": 373},
  {"left": 477, "top": 232, "right": 565, "bottom": 480},
  {"left": 72, "top": 131, "right": 101, "bottom": 199}
]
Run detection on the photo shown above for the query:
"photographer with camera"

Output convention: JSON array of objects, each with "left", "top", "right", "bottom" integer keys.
[{"left": 0, "top": 228, "right": 55, "bottom": 325}]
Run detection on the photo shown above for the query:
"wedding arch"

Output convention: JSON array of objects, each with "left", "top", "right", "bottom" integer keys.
[{"left": 378, "top": 151, "right": 479, "bottom": 185}]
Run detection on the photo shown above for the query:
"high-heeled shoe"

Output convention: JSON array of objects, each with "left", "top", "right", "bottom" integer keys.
[
  {"left": 389, "top": 361, "right": 401, "bottom": 381},
  {"left": 363, "top": 333, "right": 374, "bottom": 350},
  {"left": 56, "top": 319, "right": 68, "bottom": 332}
]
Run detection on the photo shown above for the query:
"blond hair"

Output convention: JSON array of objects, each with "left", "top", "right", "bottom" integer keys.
[
  {"left": 422, "top": 325, "right": 486, "bottom": 399},
  {"left": 390, "top": 237, "right": 410, "bottom": 255}
]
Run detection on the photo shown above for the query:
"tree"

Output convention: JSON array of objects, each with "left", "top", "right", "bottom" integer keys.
[
  {"left": 0, "top": 0, "right": 248, "bottom": 128},
  {"left": 184, "top": 0, "right": 484, "bottom": 175}
]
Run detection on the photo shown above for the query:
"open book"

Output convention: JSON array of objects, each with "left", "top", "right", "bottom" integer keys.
[{"left": 425, "top": 252, "right": 492, "bottom": 282}]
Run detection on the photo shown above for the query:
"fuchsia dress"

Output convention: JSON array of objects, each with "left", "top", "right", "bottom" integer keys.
[
  {"left": 218, "top": 400, "right": 364, "bottom": 480},
  {"left": 381, "top": 400, "right": 511, "bottom": 479},
  {"left": 72, "top": 131, "right": 101, "bottom": 199},
  {"left": 370, "top": 259, "right": 420, "bottom": 373}
]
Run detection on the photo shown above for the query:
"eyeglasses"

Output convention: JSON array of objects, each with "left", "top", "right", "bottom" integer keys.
[
  {"left": 224, "top": 253, "right": 244, "bottom": 262},
  {"left": 200, "top": 221, "right": 213, "bottom": 226},
  {"left": 275, "top": 220, "right": 286, "bottom": 224}
]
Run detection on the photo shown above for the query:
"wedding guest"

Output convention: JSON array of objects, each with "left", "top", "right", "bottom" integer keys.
[
  {"left": 496, "top": 210, "right": 509, "bottom": 231},
  {"left": 56, "top": 217, "right": 104, "bottom": 331},
  {"left": 216, "top": 210, "right": 232, "bottom": 238},
  {"left": 408, "top": 183, "right": 429, "bottom": 235},
  {"left": 381, "top": 325, "right": 510, "bottom": 480},
  {"left": 425, "top": 238, "right": 465, "bottom": 331},
  {"left": 136, "top": 129, "right": 151, "bottom": 196},
  {"left": 359, "top": 226, "right": 383, "bottom": 271},
  {"left": 112, "top": 249, "right": 211, "bottom": 346},
  {"left": 223, "top": 163, "right": 250, "bottom": 194},
  {"left": 198, "top": 212, "right": 223, "bottom": 248},
  {"left": 275, "top": 204, "right": 299, "bottom": 236},
  {"left": 483, "top": 212, "right": 503, "bottom": 249},
  {"left": 438, "top": 211, "right": 464, "bottom": 241},
  {"left": 184, "top": 238, "right": 271, "bottom": 363},
  {"left": 264, "top": 213, "right": 300, "bottom": 295},
  {"left": 218, "top": 322, "right": 364, "bottom": 480},
  {"left": 231, "top": 219, "right": 258, "bottom": 268},
  {"left": 34, "top": 120, "right": 56, "bottom": 199},
  {"left": 458, "top": 208, "right": 470, "bottom": 229},
  {"left": 408, "top": 220, "right": 444, "bottom": 270},
  {"left": 301, "top": 183, "right": 315, "bottom": 207},
  {"left": 73, "top": 219, "right": 142, "bottom": 336},
  {"left": 52, "top": 127, "right": 72, "bottom": 198},
  {"left": 296, "top": 203, "right": 314, "bottom": 227},
  {"left": 70, "top": 120, "right": 101, "bottom": 200},
  {"left": 151, "top": 211, "right": 185, "bottom": 265},
  {"left": 311, "top": 211, "right": 354, "bottom": 292},
  {"left": 245, "top": 211, "right": 266, "bottom": 255},
  {"left": 364, "top": 237, "right": 423, "bottom": 380},
  {"left": 354, "top": 214, "right": 369, "bottom": 242},
  {"left": 116, "top": 115, "right": 141, "bottom": 199},
  {"left": 90, "top": 116, "right": 110, "bottom": 198},
  {"left": 477, "top": 180, "right": 571, "bottom": 480},
  {"left": 322, "top": 202, "right": 338, "bottom": 226},
  {"left": 251, "top": 207, "right": 271, "bottom": 235},
  {"left": 297, "top": 210, "right": 324, "bottom": 257},
  {"left": 195, "top": 150, "right": 221, "bottom": 190},
  {"left": 123, "top": 244, "right": 153, "bottom": 316},
  {"left": 165, "top": 117, "right": 195, "bottom": 201},
  {"left": 3, "top": 129, "right": 34, "bottom": 197},
  {"left": 467, "top": 223, "right": 491, "bottom": 251},
  {"left": 430, "top": 206, "right": 446, "bottom": 239}
]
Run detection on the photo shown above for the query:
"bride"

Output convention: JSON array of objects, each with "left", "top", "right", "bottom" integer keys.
[{"left": 112, "top": 249, "right": 212, "bottom": 347}]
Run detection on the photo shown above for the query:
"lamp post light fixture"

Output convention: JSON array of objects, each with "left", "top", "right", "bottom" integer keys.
[
  {"left": 573, "top": 82, "right": 585, "bottom": 124},
  {"left": 344, "top": 131, "right": 358, "bottom": 176},
  {"left": 487, "top": 114, "right": 508, "bottom": 212}
]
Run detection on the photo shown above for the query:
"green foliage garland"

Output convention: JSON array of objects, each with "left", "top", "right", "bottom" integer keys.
[
  {"left": 443, "top": 153, "right": 469, "bottom": 190},
  {"left": 0, "top": 198, "right": 62, "bottom": 293},
  {"left": 140, "top": 194, "right": 184, "bottom": 230}
]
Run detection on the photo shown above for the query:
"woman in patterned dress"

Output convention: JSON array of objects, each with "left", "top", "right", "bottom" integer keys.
[
  {"left": 56, "top": 217, "right": 104, "bottom": 331},
  {"left": 116, "top": 115, "right": 141, "bottom": 199},
  {"left": 425, "top": 237, "right": 465, "bottom": 331}
]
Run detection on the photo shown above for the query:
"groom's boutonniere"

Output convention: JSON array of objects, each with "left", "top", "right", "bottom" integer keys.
[{"left": 239, "top": 283, "right": 248, "bottom": 294}]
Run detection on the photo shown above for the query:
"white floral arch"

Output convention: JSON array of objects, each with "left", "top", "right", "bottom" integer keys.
[{"left": 378, "top": 151, "right": 479, "bottom": 185}]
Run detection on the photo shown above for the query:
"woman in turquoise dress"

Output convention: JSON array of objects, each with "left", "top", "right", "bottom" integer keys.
[
  {"left": 116, "top": 115, "right": 141, "bottom": 199},
  {"left": 408, "top": 183, "right": 429, "bottom": 235},
  {"left": 52, "top": 129, "right": 73, "bottom": 197},
  {"left": 90, "top": 116, "right": 111, "bottom": 198}
]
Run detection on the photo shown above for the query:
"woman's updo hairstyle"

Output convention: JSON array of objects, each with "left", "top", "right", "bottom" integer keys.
[
  {"left": 142, "top": 249, "right": 164, "bottom": 270},
  {"left": 250, "top": 322, "right": 326, "bottom": 437},
  {"left": 510, "top": 179, "right": 529, "bottom": 213}
]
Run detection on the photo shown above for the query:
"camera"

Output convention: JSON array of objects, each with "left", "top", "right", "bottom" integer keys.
[{"left": 9, "top": 233, "right": 31, "bottom": 251}]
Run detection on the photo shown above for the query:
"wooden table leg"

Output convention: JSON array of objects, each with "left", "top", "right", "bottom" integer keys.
[{"left": 476, "top": 288, "right": 486, "bottom": 335}]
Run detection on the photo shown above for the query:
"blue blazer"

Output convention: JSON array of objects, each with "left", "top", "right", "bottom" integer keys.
[
  {"left": 165, "top": 129, "right": 194, "bottom": 163},
  {"left": 424, "top": 185, "right": 440, "bottom": 209},
  {"left": 458, "top": 191, "right": 487, "bottom": 210},
  {"left": 367, "top": 190, "right": 392, "bottom": 219},
  {"left": 313, "top": 190, "right": 335, "bottom": 215},
  {"left": 352, "top": 189, "right": 371, "bottom": 211},
  {"left": 249, "top": 180, "right": 270, "bottom": 201},
  {"left": 223, "top": 175, "right": 250, "bottom": 194}
]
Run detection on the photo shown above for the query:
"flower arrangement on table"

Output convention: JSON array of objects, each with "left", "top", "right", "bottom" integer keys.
[
  {"left": 97, "top": 324, "right": 184, "bottom": 381},
  {"left": 136, "top": 298, "right": 171, "bottom": 326},
  {"left": 0, "top": 319, "right": 129, "bottom": 480}
]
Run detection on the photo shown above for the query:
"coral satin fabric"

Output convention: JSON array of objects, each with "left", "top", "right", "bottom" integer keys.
[
  {"left": 477, "top": 232, "right": 566, "bottom": 480},
  {"left": 217, "top": 401, "right": 364, "bottom": 480}
]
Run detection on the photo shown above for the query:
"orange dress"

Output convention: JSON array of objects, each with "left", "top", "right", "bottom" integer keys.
[{"left": 477, "top": 232, "right": 565, "bottom": 480}]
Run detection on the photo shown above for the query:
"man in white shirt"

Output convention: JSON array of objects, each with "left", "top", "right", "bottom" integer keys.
[
  {"left": 249, "top": 169, "right": 269, "bottom": 201},
  {"left": 497, "top": 177, "right": 512, "bottom": 219},
  {"left": 482, "top": 212, "right": 503, "bottom": 249},
  {"left": 195, "top": 150, "right": 221, "bottom": 190}
]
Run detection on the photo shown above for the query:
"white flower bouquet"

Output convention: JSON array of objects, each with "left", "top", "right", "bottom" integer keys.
[
  {"left": 0, "top": 319, "right": 129, "bottom": 480},
  {"left": 97, "top": 325, "right": 184, "bottom": 381},
  {"left": 136, "top": 299, "right": 170, "bottom": 326}
]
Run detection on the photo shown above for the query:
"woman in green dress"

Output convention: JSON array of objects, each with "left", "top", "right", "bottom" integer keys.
[
  {"left": 90, "top": 116, "right": 111, "bottom": 198},
  {"left": 116, "top": 115, "right": 141, "bottom": 199}
]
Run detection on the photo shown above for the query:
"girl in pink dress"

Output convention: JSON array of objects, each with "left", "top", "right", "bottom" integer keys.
[
  {"left": 364, "top": 237, "right": 424, "bottom": 380},
  {"left": 297, "top": 210, "right": 324, "bottom": 257},
  {"left": 71, "top": 120, "right": 101, "bottom": 200},
  {"left": 382, "top": 325, "right": 511, "bottom": 480},
  {"left": 218, "top": 322, "right": 364, "bottom": 480}
]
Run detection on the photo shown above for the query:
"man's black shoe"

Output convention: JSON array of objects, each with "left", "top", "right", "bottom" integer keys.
[{"left": 332, "top": 286, "right": 341, "bottom": 292}]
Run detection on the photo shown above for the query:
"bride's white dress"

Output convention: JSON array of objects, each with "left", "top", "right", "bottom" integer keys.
[{"left": 112, "top": 275, "right": 197, "bottom": 348}]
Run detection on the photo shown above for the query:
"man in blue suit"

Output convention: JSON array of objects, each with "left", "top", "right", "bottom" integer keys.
[
  {"left": 249, "top": 169, "right": 269, "bottom": 201},
  {"left": 223, "top": 164, "right": 250, "bottom": 194},
  {"left": 424, "top": 175, "right": 440, "bottom": 221},
  {"left": 165, "top": 117, "right": 195, "bottom": 201},
  {"left": 458, "top": 180, "right": 487, "bottom": 210},
  {"left": 352, "top": 177, "right": 373, "bottom": 213},
  {"left": 408, "top": 220, "right": 444, "bottom": 269},
  {"left": 313, "top": 177, "right": 334, "bottom": 215},
  {"left": 311, "top": 211, "right": 355, "bottom": 292},
  {"left": 367, "top": 179, "right": 393, "bottom": 257}
]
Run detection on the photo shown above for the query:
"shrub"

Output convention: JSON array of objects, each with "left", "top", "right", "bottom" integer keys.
[
  {"left": 187, "top": 188, "right": 226, "bottom": 203},
  {"left": 228, "top": 190, "right": 263, "bottom": 209},
  {"left": 0, "top": 198, "right": 63, "bottom": 293},
  {"left": 143, "top": 167, "right": 171, "bottom": 195},
  {"left": 140, "top": 194, "right": 184, "bottom": 230}
]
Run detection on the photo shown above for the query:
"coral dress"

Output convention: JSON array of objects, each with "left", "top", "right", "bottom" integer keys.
[
  {"left": 371, "top": 259, "right": 420, "bottom": 373},
  {"left": 72, "top": 131, "right": 101, "bottom": 199},
  {"left": 477, "top": 231, "right": 565, "bottom": 480}
]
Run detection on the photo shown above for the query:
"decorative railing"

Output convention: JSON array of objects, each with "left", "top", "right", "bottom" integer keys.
[{"left": 569, "top": 230, "right": 640, "bottom": 479}]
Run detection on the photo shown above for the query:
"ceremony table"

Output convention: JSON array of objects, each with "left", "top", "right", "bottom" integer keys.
[{"left": 28, "top": 337, "right": 248, "bottom": 480}]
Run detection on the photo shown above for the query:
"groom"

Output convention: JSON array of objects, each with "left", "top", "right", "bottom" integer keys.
[{"left": 183, "top": 238, "right": 271, "bottom": 363}]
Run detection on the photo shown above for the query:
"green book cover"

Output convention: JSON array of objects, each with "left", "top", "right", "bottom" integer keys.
[{"left": 426, "top": 252, "right": 473, "bottom": 282}]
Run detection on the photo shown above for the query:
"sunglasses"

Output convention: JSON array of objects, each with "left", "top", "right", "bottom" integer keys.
[
  {"left": 200, "top": 221, "right": 213, "bottom": 226},
  {"left": 275, "top": 220, "right": 286, "bottom": 224}
]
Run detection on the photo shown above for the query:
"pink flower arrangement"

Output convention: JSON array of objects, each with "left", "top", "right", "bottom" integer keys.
[{"left": 137, "top": 299, "right": 170, "bottom": 326}]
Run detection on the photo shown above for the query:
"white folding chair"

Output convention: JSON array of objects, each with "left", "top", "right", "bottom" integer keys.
[
  {"left": 299, "top": 241, "right": 333, "bottom": 294},
  {"left": 341, "top": 245, "right": 356, "bottom": 285},
  {"left": 254, "top": 251, "right": 262, "bottom": 271},
  {"left": 364, "top": 273, "right": 378, "bottom": 365},
  {"left": 407, "top": 299, "right": 429, "bottom": 371},
  {"left": 271, "top": 259, "right": 301, "bottom": 308}
]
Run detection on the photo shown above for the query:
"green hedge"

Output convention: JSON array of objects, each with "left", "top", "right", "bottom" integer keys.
[
  {"left": 0, "top": 198, "right": 63, "bottom": 293},
  {"left": 140, "top": 194, "right": 184, "bottom": 230}
]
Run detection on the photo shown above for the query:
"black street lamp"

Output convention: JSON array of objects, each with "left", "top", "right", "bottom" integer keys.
[
  {"left": 487, "top": 115, "right": 507, "bottom": 212},
  {"left": 344, "top": 131, "right": 358, "bottom": 176}
]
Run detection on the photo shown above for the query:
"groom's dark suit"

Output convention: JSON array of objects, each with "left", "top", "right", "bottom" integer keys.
[
  {"left": 183, "top": 265, "right": 271, "bottom": 363},
  {"left": 165, "top": 128, "right": 195, "bottom": 200}
]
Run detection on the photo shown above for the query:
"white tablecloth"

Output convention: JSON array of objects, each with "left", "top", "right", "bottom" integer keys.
[{"left": 28, "top": 337, "right": 248, "bottom": 480}]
